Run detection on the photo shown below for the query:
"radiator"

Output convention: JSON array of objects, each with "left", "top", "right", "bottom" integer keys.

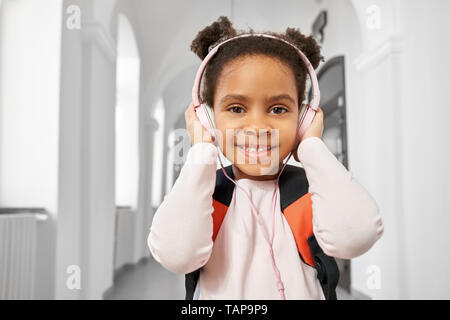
[{"left": 0, "top": 213, "right": 37, "bottom": 300}]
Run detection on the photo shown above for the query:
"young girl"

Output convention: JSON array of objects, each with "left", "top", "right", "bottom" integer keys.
[{"left": 147, "top": 16, "right": 384, "bottom": 300}]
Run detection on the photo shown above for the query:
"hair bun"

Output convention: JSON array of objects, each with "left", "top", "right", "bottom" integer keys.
[
  {"left": 283, "top": 27, "right": 324, "bottom": 70},
  {"left": 190, "top": 16, "right": 238, "bottom": 60}
]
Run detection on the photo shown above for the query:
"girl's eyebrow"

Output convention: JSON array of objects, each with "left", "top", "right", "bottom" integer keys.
[{"left": 219, "top": 93, "right": 296, "bottom": 105}]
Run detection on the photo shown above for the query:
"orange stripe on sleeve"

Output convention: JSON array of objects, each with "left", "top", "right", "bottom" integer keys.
[
  {"left": 212, "top": 199, "right": 228, "bottom": 241},
  {"left": 283, "top": 192, "right": 315, "bottom": 267}
]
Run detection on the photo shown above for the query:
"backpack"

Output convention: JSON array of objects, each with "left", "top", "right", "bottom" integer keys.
[{"left": 185, "top": 164, "right": 340, "bottom": 300}]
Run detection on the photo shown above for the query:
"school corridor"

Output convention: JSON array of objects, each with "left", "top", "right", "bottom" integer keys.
[{"left": 0, "top": 0, "right": 449, "bottom": 300}]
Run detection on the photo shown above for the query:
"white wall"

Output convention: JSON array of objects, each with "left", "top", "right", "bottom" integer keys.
[
  {"left": 115, "top": 14, "right": 140, "bottom": 209},
  {"left": 318, "top": 0, "right": 450, "bottom": 299},
  {"left": 318, "top": 0, "right": 407, "bottom": 299},
  {"left": 0, "top": 0, "right": 61, "bottom": 213},
  {"left": 151, "top": 98, "right": 165, "bottom": 207},
  {"left": 56, "top": 0, "right": 118, "bottom": 299},
  {"left": 397, "top": 0, "right": 450, "bottom": 299},
  {"left": 0, "top": 0, "right": 62, "bottom": 299}
]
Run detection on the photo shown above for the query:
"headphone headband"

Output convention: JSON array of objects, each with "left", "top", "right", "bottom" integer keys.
[{"left": 192, "top": 33, "right": 320, "bottom": 110}]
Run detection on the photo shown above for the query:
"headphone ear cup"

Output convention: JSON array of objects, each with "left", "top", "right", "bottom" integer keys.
[
  {"left": 195, "top": 103, "right": 216, "bottom": 139},
  {"left": 296, "top": 104, "right": 317, "bottom": 145},
  {"left": 205, "top": 104, "right": 216, "bottom": 128},
  {"left": 297, "top": 103, "right": 307, "bottom": 125}
]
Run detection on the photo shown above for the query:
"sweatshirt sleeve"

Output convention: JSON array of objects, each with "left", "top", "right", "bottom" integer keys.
[
  {"left": 147, "top": 142, "right": 217, "bottom": 274},
  {"left": 297, "top": 137, "right": 384, "bottom": 259}
]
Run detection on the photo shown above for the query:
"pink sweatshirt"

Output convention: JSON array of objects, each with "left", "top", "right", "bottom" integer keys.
[{"left": 147, "top": 137, "right": 384, "bottom": 299}]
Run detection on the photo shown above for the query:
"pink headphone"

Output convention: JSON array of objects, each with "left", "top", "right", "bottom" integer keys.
[
  {"left": 191, "top": 33, "right": 321, "bottom": 300},
  {"left": 192, "top": 33, "right": 320, "bottom": 150}
]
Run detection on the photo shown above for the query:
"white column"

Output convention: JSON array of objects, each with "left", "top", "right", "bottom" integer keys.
[{"left": 56, "top": 0, "right": 118, "bottom": 299}]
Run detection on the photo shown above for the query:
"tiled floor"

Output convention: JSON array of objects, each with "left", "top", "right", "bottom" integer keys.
[
  {"left": 104, "top": 256, "right": 364, "bottom": 300},
  {"left": 104, "top": 257, "right": 186, "bottom": 300}
]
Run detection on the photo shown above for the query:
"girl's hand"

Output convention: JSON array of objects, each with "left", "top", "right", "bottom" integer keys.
[
  {"left": 293, "top": 107, "right": 324, "bottom": 162},
  {"left": 185, "top": 101, "right": 215, "bottom": 146}
]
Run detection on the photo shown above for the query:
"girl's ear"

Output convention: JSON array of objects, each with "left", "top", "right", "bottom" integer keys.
[{"left": 190, "top": 16, "right": 238, "bottom": 60}]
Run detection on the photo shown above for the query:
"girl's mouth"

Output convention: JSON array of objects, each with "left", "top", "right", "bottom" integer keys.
[{"left": 235, "top": 144, "right": 278, "bottom": 159}]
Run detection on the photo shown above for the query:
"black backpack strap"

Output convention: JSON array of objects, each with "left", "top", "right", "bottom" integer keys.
[
  {"left": 185, "top": 165, "right": 235, "bottom": 300},
  {"left": 212, "top": 165, "right": 235, "bottom": 206},
  {"left": 307, "top": 234, "right": 340, "bottom": 300},
  {"left": 278, "top": 164, "right": 309, "bottom": 212},
  {"left": 279, "top": 165, "right": 340, "bottom": 300},
  {"left": 185, "top": 269, "right": 200, "bottom": 300}
]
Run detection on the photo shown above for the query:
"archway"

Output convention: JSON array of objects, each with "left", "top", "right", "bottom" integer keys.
[{"left": 113, "top": 13, "right": 142, "bottom": 271}]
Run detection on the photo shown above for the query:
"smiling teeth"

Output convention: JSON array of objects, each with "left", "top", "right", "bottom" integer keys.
[{"left": 238, "top": 146, "right": 271, "bottom": 152}]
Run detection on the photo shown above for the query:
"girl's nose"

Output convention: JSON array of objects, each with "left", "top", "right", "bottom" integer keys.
[
  {"left": 239, "top": 113, "right": 274, "bottom": 145},
  {"left": 242, "top": 111, "right": 271, "bottom": 134}
]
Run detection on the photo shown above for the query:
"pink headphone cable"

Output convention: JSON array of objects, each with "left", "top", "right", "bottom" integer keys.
[{"left": 212, "top": 142, "right": 296, "bottom": 300}]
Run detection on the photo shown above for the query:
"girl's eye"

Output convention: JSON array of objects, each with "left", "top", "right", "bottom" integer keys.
[
  {"left": 227, "top": 105, "right": 288, "bottom": 114},
  {"left": 228, "top": 105, "right": 245, "bottom": 113},
  {"left": 270, "top": 106, "right": 288, "bottom": 114}
]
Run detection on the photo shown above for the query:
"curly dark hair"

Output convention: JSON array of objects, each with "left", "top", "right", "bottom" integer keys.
[{"left": 190, "top": 16, "right": 324, "bottom": 110}]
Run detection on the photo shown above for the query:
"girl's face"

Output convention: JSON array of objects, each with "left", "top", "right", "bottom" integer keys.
[{"left": 213, "top": 54, "right": 299, "bottom": 180}]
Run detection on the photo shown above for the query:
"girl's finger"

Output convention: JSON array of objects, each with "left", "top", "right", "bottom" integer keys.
[
  {"left": 185, "top": 102, "right": 196, "bottom": 122},
  {"left": 316, "top": 107, "right": 323, "bottom": 116},
  {"left": 186, "top": 101, "right": 193, "bottom": 115},
  {"left": 313, "top": 107, "right": 323, "bottom": 122}
]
